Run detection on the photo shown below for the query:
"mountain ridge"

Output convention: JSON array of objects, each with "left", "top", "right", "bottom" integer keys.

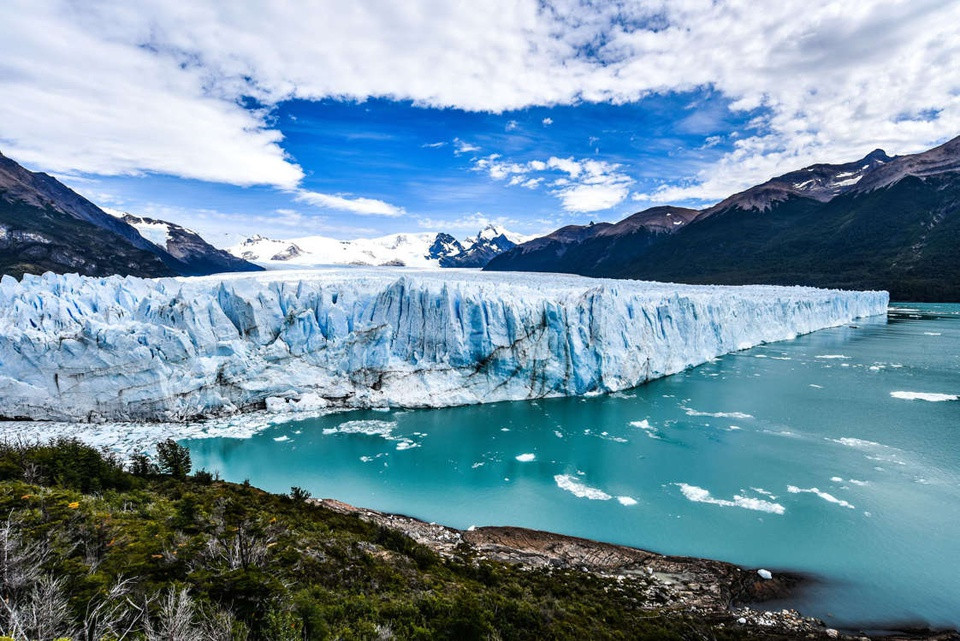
[
  {"left": 229, "top": 224, "right": 530, "bottom": 269},
  {"left": 487, "top": 135, "right": 960, "bottom": 301},
  {"left": 0, "top": 151, "right": 262, "bottom": 279}
]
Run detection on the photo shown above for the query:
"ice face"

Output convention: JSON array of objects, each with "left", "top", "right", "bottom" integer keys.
[{"left": 0, "top": 268, "right": 888, "bottom": 422}]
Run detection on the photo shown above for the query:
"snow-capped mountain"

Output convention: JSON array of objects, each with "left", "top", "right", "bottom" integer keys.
[
  {"left": 117, "top": 212, "right": 262, "bottom": 276},
  {"left": 229, "top": 224, "right": 531, "bottom": 269},
  {"left": 0, "top": 149, "right": 261, "bottom": 279},
  {"left": 701, "top": 148, "right": 893, "bottom": 215}
]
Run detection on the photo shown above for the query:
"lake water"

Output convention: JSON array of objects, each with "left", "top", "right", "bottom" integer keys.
[{"left": 184, "top": 304, "right": 960, "bottom": 629}]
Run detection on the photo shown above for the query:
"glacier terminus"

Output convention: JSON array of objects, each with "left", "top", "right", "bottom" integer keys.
[{"left": 0, "top": 268, "right": 889, "bottom": 422}]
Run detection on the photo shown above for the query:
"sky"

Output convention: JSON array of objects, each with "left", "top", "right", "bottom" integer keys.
[{"left": 1, "top": 0, "right": 958, "bottom": 247}]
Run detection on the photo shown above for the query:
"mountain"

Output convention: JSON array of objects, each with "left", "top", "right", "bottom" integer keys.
[
  {"left": 118, "top": 212, "right": 262, "bottom": 276},
  {"left": 0, "top": 151, "right": 262, "bottom": 279},
  {"left": 486, "top": 206, "right": 699, "bottom": 275},
  {"left": 229, "top": 224, "right": 529, "bottom": 269},
  {"left": 486, "top": 136, "right": 960, "bottom": 301},
  {"left": 0, "top": 151, "right": 174, "bottom": 278}
]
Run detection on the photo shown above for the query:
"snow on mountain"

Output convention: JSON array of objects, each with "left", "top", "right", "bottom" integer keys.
[
  {"left": 122, "top": 216, "right": 173, "bottom": 247},
  {"left": 0, "top": 268, "right": 888, "bottom": 422},
  {"left": 229, "top": 225, "right": 533, "bottom": 269},
  {"left": 104, "top": 210, "right": 262, "bottom": 276}
]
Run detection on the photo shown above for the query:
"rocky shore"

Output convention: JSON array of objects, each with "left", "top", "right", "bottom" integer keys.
[{"left": 317, "top": 498, "right": 959, "bottom": 641}]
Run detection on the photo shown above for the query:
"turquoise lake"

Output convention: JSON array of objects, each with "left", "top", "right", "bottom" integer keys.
[{"left": 184, "top": 303, "right": 960, "bottom": 629}]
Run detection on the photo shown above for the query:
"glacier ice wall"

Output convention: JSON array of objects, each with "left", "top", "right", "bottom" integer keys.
[{"left": 0, "top": 269, "right": 888, "bottom": 422}]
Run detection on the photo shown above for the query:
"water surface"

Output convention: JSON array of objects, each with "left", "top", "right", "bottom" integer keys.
[{"left": 185, "top": 304, "right": 960, "bottom": 628}]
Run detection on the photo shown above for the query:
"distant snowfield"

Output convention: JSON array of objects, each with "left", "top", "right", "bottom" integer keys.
[
  {"left": 0, "top": 268, "right": 888, "bottom": 428},
  {"left": 228, "top": 226, "right": 534, "bottom": 269}
]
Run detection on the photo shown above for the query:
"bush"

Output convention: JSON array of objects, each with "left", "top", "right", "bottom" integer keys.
[
  {"left": 156, "top": 439, "right": 191, "bottom": 479},
  {"left": 129, "top": 452, "right": 158, "bottom": 477},
  {"left": 0, "top": 437, "right": 133, "bottom": 492},
  {"left": 193, "top": 468, "right": 215, "bottom": 485},
  {"left": 289, "top": 486, "right": 311, "bottom": 502}
]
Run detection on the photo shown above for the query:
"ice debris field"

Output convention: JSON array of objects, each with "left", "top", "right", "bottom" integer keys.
[{"left": 0, "top": 268, "right": 888, "bottom": 423}]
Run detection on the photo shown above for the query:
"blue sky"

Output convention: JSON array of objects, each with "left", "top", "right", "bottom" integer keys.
[
  {"left": 1, "top": 1, "right": 957, "bottom": 246},
  {"left": 74, "top": 93, "right": 756, "bottom": 245}
]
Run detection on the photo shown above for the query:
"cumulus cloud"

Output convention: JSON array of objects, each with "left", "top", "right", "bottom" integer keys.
[
  {"left": 475, "top": 154, "right": 632, "bottom": 212},
  {"left": 1, "top": 0, "right": 958, "bottom": 200},
  {"left": 542, "top": 117, "right": 554, "bottom": 126},
  {"left": 294, "top": 190, "right": 405, "bottom": 216}
]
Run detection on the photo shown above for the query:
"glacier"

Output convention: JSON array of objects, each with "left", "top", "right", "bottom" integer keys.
[{"left": 0, "top": 268, "right": 888, "bottom": 422}]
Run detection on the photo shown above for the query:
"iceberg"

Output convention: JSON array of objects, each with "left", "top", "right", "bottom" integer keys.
[{"left": 0, "top": 268, "right": 888, "bottom": 422}]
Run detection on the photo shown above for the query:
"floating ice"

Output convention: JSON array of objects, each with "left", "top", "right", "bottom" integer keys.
[
  {"left": 0, "top": 268, "right": 887, "bottom": 421},
  {"left": 787, "top": 485, "right": 855, "bottom": 509},
  {"left": 616, "top": 496, "right": 638, "bottom": 506},
  {"left": 323, "top": 420, "right": 397, "bottom": 438},
  {"left": 826, "top": 437, "right": 883, "bottom": 449},
  {"left": 682, "top": 407, "right": 754, "bottom": 419},
  {"left": 675, "top": 483, "right": 785, "bottom": 514},
  {"left": 515, "top": 453, "right": 536, "bottom": 462},
  {"left": 554, "top": 474, "right": 612, "bottom": 501},
  {"left": 629, "top": 419, "right": 663, "bottom": 439},
  {"left": 890, "top": 391, "right": 958, "bottom": 402},
  {"left": 816, "top": 354, "right": 850, "bottom": 359}
]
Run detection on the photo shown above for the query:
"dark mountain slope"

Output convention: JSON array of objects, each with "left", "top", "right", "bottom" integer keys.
[
  {"left": 0, "top": 151, "right": 261, "bottom": 279},
  {"left": 121, "top": 213, "right": 262, "bottom": 276},
  {"left": 623, "top": 174, "right": 960, "bottom": 301},
  {"left": 0, "top": 197, "right": 174, "bottom": 279},
  {"left": 486, "top": 207, "right": 697, "bottom": 275},
  {"left": 487, "top": 136, "right": 960, "bottom": 301}
]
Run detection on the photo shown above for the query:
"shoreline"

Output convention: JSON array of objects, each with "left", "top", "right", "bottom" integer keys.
[{"left": 315, "top": 498, "right": 959, "bottom": 641}]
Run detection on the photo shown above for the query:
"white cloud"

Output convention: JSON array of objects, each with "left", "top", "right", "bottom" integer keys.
[
  {"left": 1, "top": 0, "right": 959, "bottom": 201},
  {"left": 294, "top": 190, "right": 405, "bottom": 217},
  {"left": 453, "top": 138, "right": 482, "bottom": 155},
  {"left": 422, "top": 141, "right": 447, "bottom": 148},
  {"left": 416, "top": 212, "right": 519, "bottom": 232},
  {"left": 505, "top": 120, "right": 519, "bottom": 131},
  {"left": 475, "top": 153, "right": 632, "bottom": 212},
  {"left": 79, "top": 190, "right": 379, "bottom": 247},
  {"left": 542, "top": 117, "right": 554, "bottom": 126}
]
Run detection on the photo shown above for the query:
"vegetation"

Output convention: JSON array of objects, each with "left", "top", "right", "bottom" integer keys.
[{"left": 0, "top": 439, "right": 797, "bottom": 640}]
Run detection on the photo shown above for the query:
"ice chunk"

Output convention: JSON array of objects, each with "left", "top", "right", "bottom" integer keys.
[
  {"left": 890, "top": 391, "right": 957, "bottom": 402},
  {"left": 787, "top": 485, "right": 855, "bottom": 509},
  {"left": 675, "top": 483, "right": 785, "bottom": 514},
  {"left": 554, "top": 474, "right": 612, "bottom": 500}
]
